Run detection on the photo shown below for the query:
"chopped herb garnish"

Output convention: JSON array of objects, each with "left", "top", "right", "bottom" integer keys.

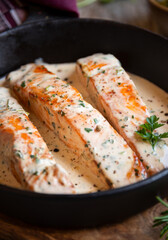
[
  {"left": 30, "top": 155, "right": 35, "bottom": 158},
  {"left": 134, "top": 168, "right": 139, "bottom": 176},
  {"left": 102, "top": 70, "right": 105, "bottom": 74},
  {"left": 25, "top": 111, "right": 30, "bottom": 116},
  {"left": 132, "top": 115, "right": 134, "bottom": 119},
  {"left": 97, "top": 162, "right": 101, "bottom": 168},
  {"left": 6, "top": 99, "right": 9, "bottom": 108},
  {"left": 28, "top": 79, "right": 32, "bottom": 82},
  {"left": 136, "top": 115, "right": 168, "bottom": 149},
  {"left": 45, "top": 85, "right": 53, "bottom": 91},
  {"left": 116, "top": 68, "right": 123, "bottom": 75},
  {"left": 21, "top": 81, "right": 26, "bottom": 88},
  {"left": 102, "top": 139, "right": 114, "bottom": 146},
  {"left": 119, "top": 151, "right": 125, "bottom": 154},
  {"left": 84, "top": 128, "right": 93, "bottom": 133},
  {"left": 35, "top": 158, "right": 40, "bottom": 164},
  {"left": 94, "top": 118, "right": 99, "bottom": 124},
  {"left": 15, "top": 150, "right": 23, "bottom": 159},
  {"left": 78, "top": 100, "right": 85, "bottom": 107},
  {"left": 118, "top": 82, "right": 121, "bottom": 85},
  {"left": 60, "top": 110, "right": 65, "bottom": 116}
]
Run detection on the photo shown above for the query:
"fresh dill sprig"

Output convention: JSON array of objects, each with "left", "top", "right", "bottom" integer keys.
[
  {"left": 136, "top": 115, "right": 168, "bottom": 150},
  {"left": 153, "top": 196, "right": 168, "bottom": 239}
]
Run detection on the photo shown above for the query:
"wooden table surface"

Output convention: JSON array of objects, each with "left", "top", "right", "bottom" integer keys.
[
  {"left": 0, "top": 203, "right": 165, "bottom": 240},
  {"left": 0, "top": 0, "right": 166, "bottom": 239}
]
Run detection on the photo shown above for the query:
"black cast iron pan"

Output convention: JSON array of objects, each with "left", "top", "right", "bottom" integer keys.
[{"left": 0, "top": 19, "right": 167, "bottom": 228}]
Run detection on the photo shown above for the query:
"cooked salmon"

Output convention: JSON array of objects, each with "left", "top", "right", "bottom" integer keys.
[
  {"left": 0, "top": 87, "right": 74, "bottom": 193},
  {"left": 8, "top": 64, "right": 147, "bottom": 188},
  {"left": 77, "top": 53, "right": 167, "bottom": 175}
]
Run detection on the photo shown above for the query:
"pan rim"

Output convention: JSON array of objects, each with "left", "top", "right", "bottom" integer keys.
[{"left": 0, "top": 17, "right": 167, "bottom": 40}]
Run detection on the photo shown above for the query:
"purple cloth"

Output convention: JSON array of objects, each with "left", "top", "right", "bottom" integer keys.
[
  {"left": 0, "top": 0, "right": 25, "bottom": 32},
  {"left": 0, "top": 0, "right": 79, "bottom": 33},
  {"left": 28, "top": 0, "right": 79, "bottom": 17}
]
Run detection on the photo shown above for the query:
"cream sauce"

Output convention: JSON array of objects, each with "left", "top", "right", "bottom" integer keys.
[{"left": 0, "top": 62, "right": 167, "bottom": 193}]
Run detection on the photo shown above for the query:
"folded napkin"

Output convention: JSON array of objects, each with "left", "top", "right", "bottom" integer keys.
[{"left": 0, "top": 0, "right": 79, "bottom": 33}]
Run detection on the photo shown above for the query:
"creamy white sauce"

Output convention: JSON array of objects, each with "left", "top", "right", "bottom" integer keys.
[{"left": 0, "top": 62, "right": 167, "bottom": 193}]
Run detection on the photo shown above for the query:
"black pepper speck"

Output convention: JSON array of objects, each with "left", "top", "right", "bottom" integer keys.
[{"left": 54, "top": 148, "right": 59, "bottom": 152}]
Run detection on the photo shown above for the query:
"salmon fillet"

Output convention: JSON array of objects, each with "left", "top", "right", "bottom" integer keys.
[
  {"left": 8, "top": 64, "right": 147, "bottom": 188},
  {"left": 77, "top": 53, "right": 168, "bottom": 175},
  {"left": 0, "top": 87, "right": 74, "bottom": 193}
]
